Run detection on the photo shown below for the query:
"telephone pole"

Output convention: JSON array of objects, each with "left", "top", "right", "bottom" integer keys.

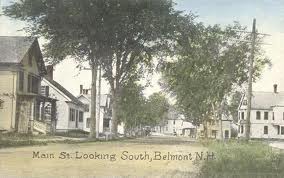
[{"left": 245, "top": 18, "right": 257, "bottom": 141}]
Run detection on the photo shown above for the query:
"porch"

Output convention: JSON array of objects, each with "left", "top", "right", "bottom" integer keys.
[{"left": 16, "top": 93, "right": 57, "bottom": 134}]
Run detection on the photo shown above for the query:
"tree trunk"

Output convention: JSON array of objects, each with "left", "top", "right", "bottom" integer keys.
[
  {"left": 89, "top": 63, "right": 97, "bottom": 138},
  {"left": 111, "top": 90, "right": 118, "bottom": 136},
  {"left": 203, "top": 120, "right": 208, "bottom": 139}
]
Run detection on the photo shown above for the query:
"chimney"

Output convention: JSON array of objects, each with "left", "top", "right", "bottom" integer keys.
[
  {"left": 274, "top": 84, "right": 278, "bottom": 93},
  {"left": 46, "top": 65, "right": 53, "bottom": 80},
  {"left": 80, "top": 85, "right": 83, "bottom": 94}
]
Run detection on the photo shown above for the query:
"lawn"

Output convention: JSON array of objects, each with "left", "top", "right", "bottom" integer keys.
[
  {"left": 198, "top": 140, "right": 284, "bottom": 178},
  {"left": 0, "top": 133, "right": 51, "bottom": 148}
]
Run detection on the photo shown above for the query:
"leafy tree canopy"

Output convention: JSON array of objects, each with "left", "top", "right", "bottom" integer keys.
[{"left": 162, "top": 22, "right": 270, "bottom": 125}]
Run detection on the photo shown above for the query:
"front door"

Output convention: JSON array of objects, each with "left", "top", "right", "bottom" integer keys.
[{"left": 225, "top": 130, "right": 229, "bottom": 139}]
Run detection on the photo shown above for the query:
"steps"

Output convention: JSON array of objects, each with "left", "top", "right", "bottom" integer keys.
[{"left": 33, "top": 120, "right": 47, "bottom": 134}]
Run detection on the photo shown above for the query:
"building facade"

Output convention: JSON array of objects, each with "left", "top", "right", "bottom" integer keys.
[
  {"left": 0, "top": 36, "right": 56, "bottom": 134},
  {"left": 238, "top": 85, "right": 284, "bottom": 139},
  {"left": 197, "top": 117, "right": 232, "bottom": 139},
  {"left": 77, "top": 85, "right": 125, "bottom": 135},
  {"left": 41, "top": 67, "right": 85, "bottom": 132}
]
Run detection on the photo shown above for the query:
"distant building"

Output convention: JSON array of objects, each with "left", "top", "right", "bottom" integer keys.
[
  {"left": 0, "top": 36, "right": 56, "bottom": 134},
  {"left": 197, "top": 115, "right": 232, "bottom": 139},
  {"left": 77, "top": 85, "right": 125, "bottom": 135},
  {"left": 154, "top": 107, "right": 196, "bottom": 136},
  {"left": 238, "top": 84, "right": 284, "bottom": 139},
  {"left": 41, "top": 66, "right": 85, "bottom": 132}
]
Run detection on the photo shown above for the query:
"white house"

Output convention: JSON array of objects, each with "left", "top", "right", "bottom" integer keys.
[
  {"left": 41, "top": 66, "right": 86, "bottom": 132},
  {"left": 77, "top": 85, "right": 125, "bottom": 135},
  {"left": 238, "top": 84, "right": 284, "bottom": 139},
  {"left": 154, "top": 107, "right": 196, "bottom": 136}
]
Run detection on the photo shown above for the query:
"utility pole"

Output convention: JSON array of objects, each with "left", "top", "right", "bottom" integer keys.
[
  {"left": 245, "top": 18, "right": 257, "bottom": 141},
  {"left": 96, "top": 65, "right": 102, "bottom": 139}
]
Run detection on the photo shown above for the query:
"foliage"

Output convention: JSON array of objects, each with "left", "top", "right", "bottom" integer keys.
[
  {"left": 145, "top": 92, "right": 170, "bottom": 126},
  {"left": 199, "top": 141, "right": 284, "bottom": 178},
  {"left": 117, "top": 80, "right": 146, "bottom": 129},
  {"left": 162, "top": 22, "right": 270, "bottom": 126},
  {"left": 117, "top": 78, "right": 170, "bottom": 129},
  {"left": 4, "top": 0, "right": 186, "bottom": 135},
  {"left": 225, "top": 91, "right": 243, "bottom": 123}
]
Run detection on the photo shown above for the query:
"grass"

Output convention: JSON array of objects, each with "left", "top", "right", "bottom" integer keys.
[
  {"left": 0, "top": 131, "right": 131, "bottom": 148},
  {"left": 198, "top": 140, "right": 284, "bottom": 178},
  {"left": 0, "top": 133, "right": 49, "bottom": 148},
  {"left": 54, "top": 129, "right": 89, "bottom": 138}
]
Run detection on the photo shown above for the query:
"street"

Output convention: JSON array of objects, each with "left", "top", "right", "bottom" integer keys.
[{"left": 0, "top": 136, "right": 205, "bottom": 178}]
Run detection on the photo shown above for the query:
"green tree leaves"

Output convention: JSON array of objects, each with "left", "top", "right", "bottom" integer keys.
[{"left": 162, "top": 22, "right": 270, "bottom": 125}]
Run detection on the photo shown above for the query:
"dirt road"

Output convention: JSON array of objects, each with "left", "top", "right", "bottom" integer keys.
[{"left": 0, "top": 136, "right": 206, "bottom": 177}]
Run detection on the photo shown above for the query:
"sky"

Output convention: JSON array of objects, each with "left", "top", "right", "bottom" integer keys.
[{"left": 0, "top": 0, "right": 284, "bottom": 97}]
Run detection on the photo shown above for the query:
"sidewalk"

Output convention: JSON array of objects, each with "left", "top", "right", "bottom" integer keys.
[{"left": 269, "top": 141, "right": 284, "bottom": 150}]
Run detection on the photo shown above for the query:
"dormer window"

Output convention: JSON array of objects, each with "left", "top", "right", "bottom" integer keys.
[
  {"left": 0, "top": 99, "right": 4, "bottom": 109},
  {"left": 243, "top": 100, "right": 248, "bottom": 106}
]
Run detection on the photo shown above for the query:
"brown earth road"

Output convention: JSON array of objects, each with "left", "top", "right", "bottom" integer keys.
[{"left": 0, "top": 136, "right": 206, "bottom": 178}]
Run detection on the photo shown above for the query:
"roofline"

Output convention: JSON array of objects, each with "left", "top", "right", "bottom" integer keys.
[{"left": 42, "top": 78, "right": 71, "bottom": 102}]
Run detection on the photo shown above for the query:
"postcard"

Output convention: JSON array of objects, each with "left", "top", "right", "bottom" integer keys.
[{"left": 0, "top": 0, "right": 284, "bottom": 177}]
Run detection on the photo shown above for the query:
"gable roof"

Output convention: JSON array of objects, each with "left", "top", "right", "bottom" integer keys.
[
  {"left": 0, "top": 36, "right": 35, "bottom": 63},
  {"left": 243, "top": 91, "right": 284, "bottom": 109},
  {"left": 0, "top": 36, "right": 46, "bottom": 74},
  {"left": 78, "top": 94, "right": 110, "bottom": 107},
  {"left": 44, "top": 77, "right": 84, "bottom": 106}
]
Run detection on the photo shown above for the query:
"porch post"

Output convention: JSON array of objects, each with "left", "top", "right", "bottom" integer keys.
[
  {"left": 50, "top": 101, "right": 57, "bottom": 134},
  {"left": 29, "top": 101, "right": 34, "bottom": 134}
]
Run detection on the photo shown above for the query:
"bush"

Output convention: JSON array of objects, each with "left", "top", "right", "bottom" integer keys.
[{"left": 199, "top": 141, "right": 284, "bottom": 178}]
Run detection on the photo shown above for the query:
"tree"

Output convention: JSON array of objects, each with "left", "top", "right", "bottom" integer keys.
[
  {"left": 145, "top": 93, "right": 170, "bottom": 127},
  {"left": 4, "top": 0, "right": 183, "bottom": 136},
  {"left": 117, "top": 79, "right": 146, "bottom": 133},
  {"left": 162, "top": 22, "right": 270, "bottom": 137},
  {"left": 117, "top": 78, "right": 170, "bottom": 135}
]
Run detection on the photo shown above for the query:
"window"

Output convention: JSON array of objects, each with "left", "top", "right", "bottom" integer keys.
[
  {"left": 84, "top": 104, "right": 90, "bottom": 112},
  {"left": 264, "top": 126, "right": 268, "bottom": 134},
  {"left": 0, "top": 99, "right": 4, "bottom": 109},
  {"left": 256, "top": 111, "right": 261, "bottom": 120},
  {"left": 69, "top": 108, "right": 75, "bottom": 121},
  {"left": 277, "top": 125, "right": 280, "bottom": 135},
  {"left": 264, "top": 112, "right": 268, "bottom": 120},
  {"left": 281, "top": 126, "right": 284, "bottom": 135},
  {"left": 79, "top": 111, "right": 83, "bottom": 122},
  {"left": 19, "top": 71, "right": 24, "bottom": 91},
  {"left": 103, "top": 118, "right": 110, "bottom": 128},
  {"left": 28, "top": 74, "right": 39, "bottom": 94},
  {"left": 283, "top": 112, "right": 284, "bottom": 120},
  {"left": 45, "top": 104, "right": 52, "bottom": 114},
  {"left": 86, "top": 118, "right": 90, "bottom": 128},
  {"left": 241, "top": 112, "right": 245, "bottom": 120},
  {"left": 272, "top": 112, "right": 275, "bottom": 120},
  {"left": 241, "top": 125, "right": 244, "bottom": 134},
  {"left": 243, "top": 100, "right": 248, "bottom": 106},
  {"left": 173, "top": 120, "right": 175, "bottom": 125},
  {"left": 41, "top": 86, "right": 49, "bottom": 97}
]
